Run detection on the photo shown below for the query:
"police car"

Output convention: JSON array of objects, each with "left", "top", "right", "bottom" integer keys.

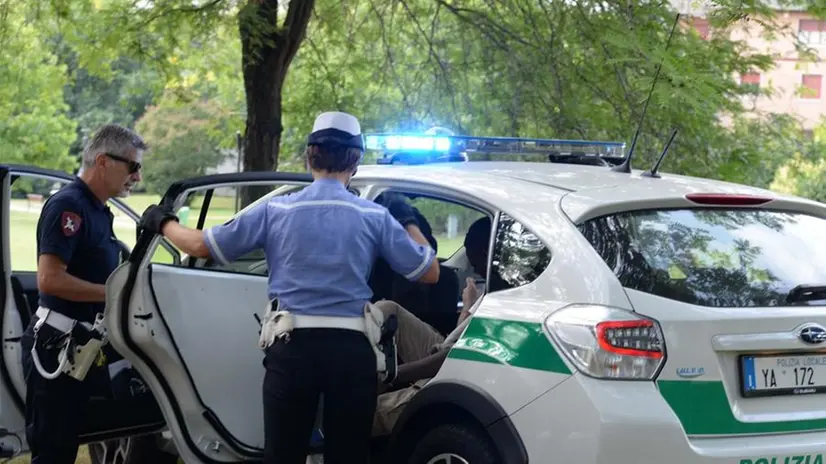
[{"left": 2, "top": 129, "right": 826, "bottom": 464}]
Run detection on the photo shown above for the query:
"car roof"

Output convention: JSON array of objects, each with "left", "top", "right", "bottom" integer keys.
[{"left": 354, "top": 162, "right": 824, "bottom": 223}]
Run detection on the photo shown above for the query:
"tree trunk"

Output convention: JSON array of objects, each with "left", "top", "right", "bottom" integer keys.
[{"left": 238, "top": 0, "right": 315, "bottom": 208}]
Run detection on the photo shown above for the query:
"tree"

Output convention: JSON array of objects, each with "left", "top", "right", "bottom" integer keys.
[
  {"left": 135, "top": 99, "right": 229, "bottom": 195},
  {"left": 4, "top": 0, "right": 823, "bottom": 204},
  {"left": 0, "top": 1, "right": 76, "bottom": 170},
  {"left": 20, "top": 0, "right": 316, "bottom": 206},
  {"left": 769, "top": 118, "right": 826, "bottom": 203},
  {"left": 237, "top": 0, "right": 315, "bottom": 205}
]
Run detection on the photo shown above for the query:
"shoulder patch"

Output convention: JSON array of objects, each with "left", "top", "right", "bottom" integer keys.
[{"left": 61, "top": 211, "right": 82, "bottom": 237}]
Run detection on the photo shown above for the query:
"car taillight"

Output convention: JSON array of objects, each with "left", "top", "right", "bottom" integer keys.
[{"left": 544, "top": 304, "right": 665, "bottom": 380}]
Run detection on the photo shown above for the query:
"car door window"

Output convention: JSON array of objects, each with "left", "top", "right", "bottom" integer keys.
[
  {"left": 10, "top": 172, "right": 183, "bottom": 272},
  {"left": 9, "top": 175, "right": 143, "bottom": 271},
  {"left": 403, "top": 195, "right": 488, "bottom": 259},
  {"left": 8, "top": 176, "right": 58, "bottom": 271},
  {"left": 488, "top": 212, "right": 552, "bottom": 292},
  {"left": 168, "top": 183, "right": 313, "bottom": 275}
]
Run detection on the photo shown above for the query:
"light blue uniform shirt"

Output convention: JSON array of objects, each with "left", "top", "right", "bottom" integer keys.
[{"left": 203, "top": 178, "right": 435, "bottom": 318}]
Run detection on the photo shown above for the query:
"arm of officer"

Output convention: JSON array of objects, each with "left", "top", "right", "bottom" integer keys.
[
  {"left": 159, "top": 201, "right": 269, "bottom": 265},
  {"left": 37, "top": 198, "right": 105, "bottom": 302},
  {"left": 160, "top": 221, "right": 210, "bottom": 258},
  {"left": 378, "top": 211, "right": 440, "bottom": 284},
  {"left": 201, "top": 200, "right": 269, "bottom": 265}
]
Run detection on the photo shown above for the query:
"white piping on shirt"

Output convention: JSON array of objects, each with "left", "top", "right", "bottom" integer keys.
[
  {"left": 404, "top": 245, "right": 433, "bottom": 280},
  {"left": 269, "top": 200, "right": 386, "bottom": 214},
  {"left": 205, "top": 227, "right": 229, "bottom": 266}
]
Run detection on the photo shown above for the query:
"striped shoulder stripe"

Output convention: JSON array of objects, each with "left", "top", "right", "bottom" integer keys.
[{"left": 269, "top": 200, "right": 385, "bottom": 214}]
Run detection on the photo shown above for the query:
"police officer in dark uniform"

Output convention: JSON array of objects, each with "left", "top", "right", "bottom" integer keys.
[
  {"left": 139, "top": 111, "right": 440, "bottom": 464},
  {"left": 21, "top": 124, "right": 146, "bottom": 464}
]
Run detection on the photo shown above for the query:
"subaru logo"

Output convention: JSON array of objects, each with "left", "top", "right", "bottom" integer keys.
[{"left": 798, "top": 324, "right": 826, "bottom": 345}]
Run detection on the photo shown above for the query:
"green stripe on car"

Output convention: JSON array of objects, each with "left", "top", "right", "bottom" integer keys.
[
  {"left": 449, "top": 317, "right": 826, "bottom": 436},
  {"left": 446, "top": 317, "right": 571, "bottom": 374},
  {"left": 658, "top": 380, "right": 826, "bottom": 435}
]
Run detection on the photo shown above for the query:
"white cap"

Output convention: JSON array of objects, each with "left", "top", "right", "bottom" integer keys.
[{"left": 311, "top": 111, "right": 362, "bottom": 136}]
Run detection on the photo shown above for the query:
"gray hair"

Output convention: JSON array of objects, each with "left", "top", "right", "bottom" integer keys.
[{"left": 81, "top": 124, "right": 148, "bottom": 169}]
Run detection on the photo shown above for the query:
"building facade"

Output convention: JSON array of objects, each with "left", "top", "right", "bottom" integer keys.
[{"left": 674, "top": 0, "right": 825, "bottom": 131}]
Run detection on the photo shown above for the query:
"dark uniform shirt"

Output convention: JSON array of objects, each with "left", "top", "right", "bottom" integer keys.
[{"left": 36, "top": 177, "right": 121, "bottom": 323}]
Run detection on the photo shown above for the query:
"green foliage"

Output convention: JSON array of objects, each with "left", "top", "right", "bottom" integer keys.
[
  {"left": 135, "top": 99, "right": 229, "bottom": 195},
  {"left": 1, "top": 0, "right": 825, "bottom": 205},
  {"left": 0, "top": 2, "right": 76, "bottom": 170},
  {"left": 60, "top": 52, "right": 165, "bottom": 155},
  {"left": 769, "top": 118, "right": 826, "bottom": 202},
  {"left": 771, "top": 155, "right": 826, "bottom": 203}
]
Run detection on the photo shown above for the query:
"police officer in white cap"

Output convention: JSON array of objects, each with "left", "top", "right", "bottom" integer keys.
[{"left": 139, "top": 111, "right": 440, "bottom": 463}]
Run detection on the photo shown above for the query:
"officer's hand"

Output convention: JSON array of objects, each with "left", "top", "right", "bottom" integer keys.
[
  {"left": 140, "top": 204, "right": 178, "bottom": 235},
  {"left": 382, "top": 194, "right": 417, "bottom": 227}
]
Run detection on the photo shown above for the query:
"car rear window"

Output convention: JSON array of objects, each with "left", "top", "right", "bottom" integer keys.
[{"left": 578, "top": 208, "right": 826, "bottom": 307}]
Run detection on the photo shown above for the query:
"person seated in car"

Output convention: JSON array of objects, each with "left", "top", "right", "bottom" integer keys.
[
  {"left": 368, "top": 193, "right": 459, "bottom": 336},
  {"left": 371, "top": 216, "right": 506, "bottom": 436}
]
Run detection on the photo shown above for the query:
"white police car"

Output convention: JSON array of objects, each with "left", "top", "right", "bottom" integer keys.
[{"left": 2, "top": 131, "right": 826, "bottom": 464}]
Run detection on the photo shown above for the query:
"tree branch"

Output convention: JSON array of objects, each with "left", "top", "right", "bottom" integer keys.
[{"left": 274, "top": 0, "right": 315, "bottom": 76}]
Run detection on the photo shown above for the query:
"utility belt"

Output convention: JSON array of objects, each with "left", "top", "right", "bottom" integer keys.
[
  {"left": 258, "top": 300, "right": 399, "bottom": 384},
  {"left": 30, "top": 307, "right": 108, "bottom": 382}
]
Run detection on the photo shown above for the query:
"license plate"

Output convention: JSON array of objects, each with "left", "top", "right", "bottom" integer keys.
[{"left": 740, "top": 353, "right": 826, "bottom": 397}]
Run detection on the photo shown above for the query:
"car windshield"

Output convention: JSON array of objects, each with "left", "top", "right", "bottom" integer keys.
[{"left": 578, "top": 208, "right": 826, "bottom": 308}]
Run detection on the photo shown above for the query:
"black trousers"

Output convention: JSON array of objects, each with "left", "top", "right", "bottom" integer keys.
[
  {"left": 263, "top": 328, "right": 378, "bottom": 464},
  {"left": 21, "top": 318, "right": 109, "bottom": 464}
]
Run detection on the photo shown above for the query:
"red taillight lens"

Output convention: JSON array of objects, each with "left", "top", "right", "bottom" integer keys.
[
  {"left": 544, "top": 304, "right": 666, "bottom": 380},
  {"left": 596, "top": 320, "right": 663, "bottom": 359},
  {"left": 685, "top": 193, "right": 773, "bottom": 206}
]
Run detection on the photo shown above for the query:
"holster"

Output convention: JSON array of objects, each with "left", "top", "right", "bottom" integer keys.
[
  {"left": 31, "top": 308, "right": 107, "bottom": 382},
  {"left": 364, "top": 303, "right": 398, "bottom": 384}
]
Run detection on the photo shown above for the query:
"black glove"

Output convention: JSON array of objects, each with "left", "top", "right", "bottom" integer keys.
[
  {"left": 382, "top": 194, "right": 417, "bottom": 227},
  {"left": 140, "top": 204, "right": 178, "bottom": 235}
]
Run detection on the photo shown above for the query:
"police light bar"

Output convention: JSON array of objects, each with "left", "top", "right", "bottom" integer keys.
[
  {"left": 365, "top": 134, "right": 452, "bottom": 152},
  {"left": 364, "top": 133, "right": 627, "bottom": 165}
]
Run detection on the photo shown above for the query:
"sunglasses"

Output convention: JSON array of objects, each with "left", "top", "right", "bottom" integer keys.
[{"left": 105, "top": 153, "right": 142, "bottom": 174}]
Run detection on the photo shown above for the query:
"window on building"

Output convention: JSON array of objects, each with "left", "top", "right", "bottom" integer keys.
[
  {"left": 799, "top": 20, "right": 826, "bottom": 45},
  {"left": 801, "top": 74, "right": 822, "bottom": 99},
  {"left": 693, "top": 18, "right": 709, "bottom": 40},
  {"left": 740, "top": 72, "right": 760, "bottom": 93}
]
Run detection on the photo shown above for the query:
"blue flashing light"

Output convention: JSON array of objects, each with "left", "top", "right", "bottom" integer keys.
[
  {"left": 365, "top": 134, "right": 451, "bottom": 152},
  {"left": 367, "top": 133, "right": 625, "bottom": 156}
]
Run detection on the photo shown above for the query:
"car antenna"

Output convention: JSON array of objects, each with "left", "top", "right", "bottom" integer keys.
[
  {"left": 612, "top": 12, "right": 681, "bottom": 174},
  {"left": 641, "top": 128, "right": 678, "bottom": 178}
]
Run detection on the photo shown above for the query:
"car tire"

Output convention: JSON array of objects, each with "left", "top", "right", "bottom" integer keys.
[
  {"left": 89, "top": 434, "right": 178, "bottom": 464},
  {"left": 407, "top": 422, "right": 498, "bottom": 464}
]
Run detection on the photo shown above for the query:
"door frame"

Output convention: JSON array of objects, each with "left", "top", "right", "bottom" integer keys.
[{"left": 113, "top": 171, "right": 313, "bottom": 463}]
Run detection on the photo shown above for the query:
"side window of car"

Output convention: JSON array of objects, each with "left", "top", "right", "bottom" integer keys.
[
  {"left": 8, "top": 177, "right": 71, "bottom": 272},
  {"left": 176, "top": 184, "right": 313, "bottom": 275},
  {"left": 406, "top": 195, "right": 488, "bottom": 259},
  {"left": 489, "top": 213, "right": 552, "bottom": 292}
]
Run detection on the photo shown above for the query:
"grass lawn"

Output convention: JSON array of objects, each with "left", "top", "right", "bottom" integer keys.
[{"left": 7, "top": 446, "right": 91, "bottom": 463}]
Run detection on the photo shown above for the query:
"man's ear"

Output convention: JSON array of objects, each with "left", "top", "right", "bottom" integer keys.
[{"left": 94, "top": 152, "right": 108, "bottom": 168}]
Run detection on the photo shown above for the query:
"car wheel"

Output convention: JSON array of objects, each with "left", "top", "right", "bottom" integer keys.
[
  {"left": 408, "top": 423, "right": 498, "bottom": 464},
  {"left": 89, "top": 434, "right": 178, "bottom": 464}
]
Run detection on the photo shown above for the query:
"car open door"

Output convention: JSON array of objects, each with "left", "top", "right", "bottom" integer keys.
[
  {"left": 0, "top": 164, "right": 182, "bottom": 458},
  {"left": 105, "top": 172, "right": 318, "bottom": 463}
]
